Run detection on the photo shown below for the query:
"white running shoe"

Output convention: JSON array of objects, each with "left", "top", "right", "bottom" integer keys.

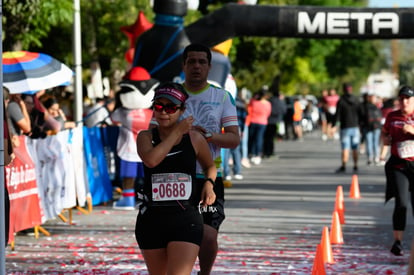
[
  {"left": 251, "top": 156, "right": 261, "bottom": 165},
  {"left": 241, "top": 158, "right": 251, "bottom": 168},
  {"left": 234, "top": 174, "right": 244, "bottom": 180}
]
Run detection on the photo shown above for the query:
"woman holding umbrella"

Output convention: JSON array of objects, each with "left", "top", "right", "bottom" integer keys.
[{"left": 3, "top": 51, "right": 74, "bottom": 142}]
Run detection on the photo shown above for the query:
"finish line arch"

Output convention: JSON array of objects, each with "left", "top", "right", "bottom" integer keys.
[{"left": 132, "top": 2, "right": 414, "bottom": 82}]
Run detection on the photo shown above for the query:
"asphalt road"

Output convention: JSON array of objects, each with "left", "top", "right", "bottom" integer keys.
[{"left": 5, "top": 130, "right": 413, "bottom": 274}]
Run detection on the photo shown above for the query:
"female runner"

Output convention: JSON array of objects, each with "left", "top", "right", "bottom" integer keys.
[
  {"left": 382, "top": 85, "right": 414, "bottom": 256},
  {"left": 135, "top": 82, "right": 217, "bottom": 274}
]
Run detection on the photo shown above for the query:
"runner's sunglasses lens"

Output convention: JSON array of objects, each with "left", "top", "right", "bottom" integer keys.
[{"left": 153, "top": 103, "right": 181, "bottom": 114}]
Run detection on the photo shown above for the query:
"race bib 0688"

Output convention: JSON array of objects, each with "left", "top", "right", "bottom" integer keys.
[{"left": 151, "top": 173, "right": 192, "bottom": 201}]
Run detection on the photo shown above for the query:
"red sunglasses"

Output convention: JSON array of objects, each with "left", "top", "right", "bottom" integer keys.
[{"left": 153, "top": 103, "right": 181, "bottom": 114}]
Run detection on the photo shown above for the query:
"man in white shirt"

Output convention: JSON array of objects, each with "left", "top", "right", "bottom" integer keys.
[{"left": 181, "top": 43, "right": 240, "bottom": 275}]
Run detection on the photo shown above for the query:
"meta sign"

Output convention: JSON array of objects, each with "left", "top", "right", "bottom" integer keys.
[
  {"left": 186, "top": 5, "right": 414, "bottom": 48},
  {"left": 292, "top": 7, "right": 414, "bottom": 39},
  {"left": 133, "top": 3, "right": 414, "bottom": 83},
  {"left": 298, "top": 11, "right": 398, "bottom": 36}
]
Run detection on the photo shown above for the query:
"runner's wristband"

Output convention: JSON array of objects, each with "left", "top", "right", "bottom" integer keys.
[{"left": 205, "top": 178, "right": 215, "bottom": 187}]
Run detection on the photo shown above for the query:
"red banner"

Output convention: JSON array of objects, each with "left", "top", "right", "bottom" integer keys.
[{"left": 5, "top": 135, "right": 42, "bottom": 243}]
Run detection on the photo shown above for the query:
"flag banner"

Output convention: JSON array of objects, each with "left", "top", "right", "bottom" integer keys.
[
  {"left": 27, "top": 136, "right": 65, "bottom": 220},
  {"left": 83, "top": 127, "right": 113, "bottom": 205},
  {"left": 5, "top": 135, "right": 42, "bottom": 242},
  {"left": 69, "top": 127, "right": 88, "bottom": 207}
]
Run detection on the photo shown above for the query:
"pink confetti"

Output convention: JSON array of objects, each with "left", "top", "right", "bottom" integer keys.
[{"left": 5, "top": 208, "right": 411, "bottom": 274}]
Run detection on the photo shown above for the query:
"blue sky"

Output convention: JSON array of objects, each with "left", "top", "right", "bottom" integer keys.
[{"left": 369, "top": 0, "right": 414, "bottom": 7}]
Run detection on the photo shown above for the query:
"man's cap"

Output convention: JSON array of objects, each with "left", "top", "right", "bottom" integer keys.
[
  {"left": 398, "top": 86, "right": 414, "bottom": 97},
  {"left": 153, "top": 84, "right": 188, "bottom": 105}
]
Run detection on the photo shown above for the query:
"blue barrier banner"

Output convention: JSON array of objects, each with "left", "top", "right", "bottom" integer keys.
[{"left": 83, "top": 127, "right": 113, "bottom": 205}]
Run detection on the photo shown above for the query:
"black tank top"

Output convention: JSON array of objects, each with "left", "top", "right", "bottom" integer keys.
[{"left": 143, "top": 128, "right": 199, "bottom": 206}]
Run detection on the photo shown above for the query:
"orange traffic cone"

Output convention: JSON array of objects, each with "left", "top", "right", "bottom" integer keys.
[
  {"left": 334, "top": 185, "right": 345, "bottom": 224},
  {"left": 350, "top": 174, "right": 361, "bottom": 199},
  {"left": 330, "top": 211, "right": 344, "bottom": 244},
  {"left": 320, "top": 226, "right": 334, "bottom": 264},
  {"left": 312, "top": 244, "right": 326, "bottom": 275}
]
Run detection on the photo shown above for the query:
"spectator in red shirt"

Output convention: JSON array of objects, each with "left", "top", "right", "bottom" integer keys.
[{"left": 248, "top": 88, "right": 271, "bottom": 165}]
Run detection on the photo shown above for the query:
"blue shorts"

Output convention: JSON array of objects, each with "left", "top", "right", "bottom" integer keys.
[
  {"left": 340, "top": 127, "right": 360, "bottom": 150},
  {"left": 119, "top": 159, "right": 144, "bottom": 178}
]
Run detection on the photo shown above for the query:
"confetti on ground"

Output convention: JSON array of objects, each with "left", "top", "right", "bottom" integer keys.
[
  {"left": 5, "top": 211, "right": 410, "bottom": 274},
  {"left": 5, "top": 133, "right": 413, "bottom": 274}
]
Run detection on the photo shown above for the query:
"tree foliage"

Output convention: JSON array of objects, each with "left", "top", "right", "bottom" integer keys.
[
  {"left": 77, "top": 0, "right": 154, "bottom": 72},
  {"left": 3, "top": 0, "right": 73, "bottom": 51},
  {"left": 396, "top": 40, "right": 414, "bottom": 85}
]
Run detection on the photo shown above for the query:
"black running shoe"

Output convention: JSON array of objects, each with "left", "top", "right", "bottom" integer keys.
[
  {"left": 390, "top": 240, "right": 403, "bottom": 256},
  {"left": 335, "top": 166, "right": 346, "bottom": 173}
]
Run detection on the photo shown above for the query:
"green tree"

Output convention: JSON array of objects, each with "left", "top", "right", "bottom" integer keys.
[
  {"left": 231, "top": 36, "right": 298, "bottom": 94},
  {"left": 3, "top": 0, "right": 73, "bottom": 51},
  {"left": 397, "top": 40, "right": 414, "bottom": 85},
  {"left": 77, "top": 0, "right": 154, "bottom": 74},
  {"left": 3, "top": 0, "right": 154, "bottom": 79}
]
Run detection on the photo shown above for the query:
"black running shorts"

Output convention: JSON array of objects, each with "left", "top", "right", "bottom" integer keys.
[
  {"left": 135, "top": 206, "right": 203, "bottom": 249},
  {"left": 197, "top": 177, "right": 226, "bottom": 231}
]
